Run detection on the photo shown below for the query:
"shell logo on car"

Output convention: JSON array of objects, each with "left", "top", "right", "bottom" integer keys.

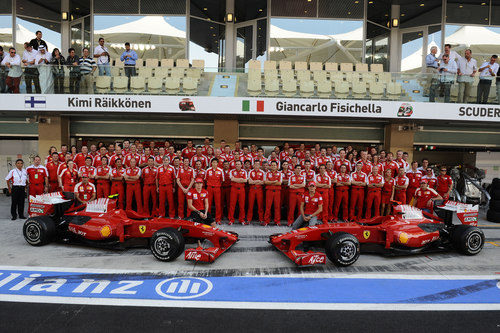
[
  {"left": 398, "top": 232, "right": 409, "bottom": 244},
  {"left": 100, "top": 225, "right": 112, "bottom": 238}
]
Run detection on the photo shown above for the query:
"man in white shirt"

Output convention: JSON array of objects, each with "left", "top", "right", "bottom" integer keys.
[
  {"left": 1, "top": 47, "right": 22, "bottom": 93},
  {"left": 94, "top": 37, "right": 111, "bottom": 76},
  {"left": 438, "top": 44, "right": 460, "bottom": 63},
  {"left": 429, "top": 54, "right": 457, "bottom": 103},
  {"left": 477, "top": 55, "right": 499, "bottom": 104},
  {"left": 5, "top": 159, "right": 28, "bottom": 220},
  {"left": 22, "top": 42, "right": 40, "bottom": 94},
  {"left": 456, "top": 49, "right": 477, "bottom": 103}
]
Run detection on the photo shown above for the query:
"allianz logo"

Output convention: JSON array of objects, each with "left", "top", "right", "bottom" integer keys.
[{"left": 155, "top": 278, "right": 213, "bottom": 299}]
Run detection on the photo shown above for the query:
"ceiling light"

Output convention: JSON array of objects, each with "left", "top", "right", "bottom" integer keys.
[
  {"left": 225, "top": 13, "right": 234, "bottom": 22},
  {"left": 61, "top": 11, "right": 68, "bottom": 20},
  {"left": 481, "top": 2, "right": 486, "bottom": 5},
  {"left": 259, "top": 8, "right": 263, "bottom": 12},
  {"left": 459, "top": 5, "right": 463, "bottom": 8},
  {"left": 354, "top": 0, "right": 359, "bottom": 3},
  {"left": 401, "top": 13, "right": 405, "bottom": 16},
  {"left": 392, "top": 18, "right": 399, "bottom": 28},
  {"left": 203, "top": 7, "right": 207, "bottom": 10},
  {"left": 368, "top": 1, "right": 373, "bottom": 4},
  {"left": 419, "top": 3, "right": 424, "bottom": 6}
]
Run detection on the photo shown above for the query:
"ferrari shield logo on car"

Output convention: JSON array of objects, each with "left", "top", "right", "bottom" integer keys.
[
  {"left": 363, "top": 230, "right": 370, "bottom": 239},
  {"left": 139, "top": 225, "right": 146, "bottom": 234}
]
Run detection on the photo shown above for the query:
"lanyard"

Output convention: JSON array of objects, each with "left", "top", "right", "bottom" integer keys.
[{"left": 15, "top": 169, "right": 23, "bottom": 183}]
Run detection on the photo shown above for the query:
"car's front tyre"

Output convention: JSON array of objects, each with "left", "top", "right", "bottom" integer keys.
[
  {"left": 325, "top": 232, "right": 360, "bottom": 266},
  {"left": 150, "top": 228, "right": 185, "bottom": 262}
]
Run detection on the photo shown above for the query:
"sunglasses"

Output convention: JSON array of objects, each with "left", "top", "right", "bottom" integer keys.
[{"left": 440, "top": 169, "right": 446, "bottom": 172}]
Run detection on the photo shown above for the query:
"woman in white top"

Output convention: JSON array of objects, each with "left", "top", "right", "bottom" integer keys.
[{"left": 5, "top": 159, "right": 28, "bottom": 220}]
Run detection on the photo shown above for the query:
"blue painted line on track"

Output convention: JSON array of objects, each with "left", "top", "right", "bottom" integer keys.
[{"left": 0, "top": 269, "right": 499, "bottom": 304}]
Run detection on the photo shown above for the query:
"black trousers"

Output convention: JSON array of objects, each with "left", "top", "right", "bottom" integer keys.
[
  {"left": 189, "top": 211, "right": 214, "bottom": 225},
  {"left": 24, "top": 68, "right": 41, "bottom": 94},
  {"left": 477, "top": 80, "right": 492, "bottom": 104},
  {"left": 11, "top": 186, "right": 25, "bottom": 218}
]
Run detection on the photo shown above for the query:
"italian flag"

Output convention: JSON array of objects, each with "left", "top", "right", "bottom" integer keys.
[{"left": 242, "top": 100, "right": 264, "bottom": 112}]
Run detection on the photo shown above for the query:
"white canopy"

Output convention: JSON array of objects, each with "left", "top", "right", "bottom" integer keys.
[
  {"left": 446, "top": 26, "right": 500, "bottom": 62},
  {"left": 0, "top": 24, "right": 58, "bottom": 53}
]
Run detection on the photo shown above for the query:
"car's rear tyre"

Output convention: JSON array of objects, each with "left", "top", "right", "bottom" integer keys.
[
  {"left": 150, "top": 228, "right": 185, "bottom": 262},
  {"left": 452, "top": 225, "right": 485, "bottom": 255},
  {"left": 23, "top": 216, "right": 56, "bottom": 246},
  {"left": 489, "top": 199, "right": 500, "bottom": 211},
  {"left": 325, "top": 232, "right": 360, "bottom": 267},
  {"left": 486, "top": 209, "right": 500, "bottom": 223},
  {"left": 492, "top": 178, "right": 500, "bottom": 189},
  {"left": 490, "top": 189, "right": 500, "bottom": 201}
]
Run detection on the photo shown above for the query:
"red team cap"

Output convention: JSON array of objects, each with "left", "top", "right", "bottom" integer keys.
[
  {"left": 82, "top": 173, "right": 89, "bottom": 178},
  {"left": 308, "top": 181, "right": 316, "bottom": 187},
  {"left": 420, "top": 179, "right": 428, "bottom": 184},
  {"left": 195, "top": 178, "right": 204, "bottom": 183}
]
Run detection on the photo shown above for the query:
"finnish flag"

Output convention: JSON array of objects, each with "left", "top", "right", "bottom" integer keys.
[{"left": 25, "top": 96, "right": 46, "bottom": 108}]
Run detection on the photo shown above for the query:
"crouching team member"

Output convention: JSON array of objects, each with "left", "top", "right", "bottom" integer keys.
[
  {"left": 365, "top": 166, "right": 384, "bottom": 218},
  {"left": 110, "top": 158, "right": 125, "bottom": 209},
  {"left": 142, "top": 157, "right": 158, "bottom": 216},
  {"left": 187, "top": 178, "right": 215, "bottom": 227},
  {"left": 125, "top": 158, "right": 143, "bottom": 213},
  {"left": 291, "top": 181, "right": 323, "bottom": 230},
  {"left": 413, "top": 180, "right": 442, "bottom": 213},
  {"left": 74, "top": 173, "right": 96, "bottom": 204}
]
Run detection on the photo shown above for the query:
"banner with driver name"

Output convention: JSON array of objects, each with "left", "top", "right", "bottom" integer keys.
[{"left": 7, "top": 94, "right": 500, "bottom": 122}]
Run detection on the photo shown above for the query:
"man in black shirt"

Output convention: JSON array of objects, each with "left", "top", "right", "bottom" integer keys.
[
  {"left": 66, "top": 48, "right": 80, "bottom": 93},
  {"left": 29, "top": 31, "right": 48, "bottom": 51}
]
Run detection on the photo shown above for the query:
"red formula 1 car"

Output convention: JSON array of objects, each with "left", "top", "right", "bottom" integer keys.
[
  {"left": 23, "top": 192, "right": 238, "bottom": 263},
  {"left": 269, "top": 202, "right": 484, "bottom": 267}
]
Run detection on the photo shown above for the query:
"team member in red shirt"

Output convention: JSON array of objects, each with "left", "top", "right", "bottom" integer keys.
[
  {"left": 176, "top": 157, "right": 195, "bottom": 219},
  {"left": 26, "top": 156, "right": 49, "bottom": 196},
  {"left": 123, "top": 145, "right": 141, "bottom": 168},
  {"left": 281, "top": 161, "right": 293, "bottom": 215},
  {"left": 413, "top": 180, "right": 442, "bottom": 213},
  {"left": 383, "top": 152, "right": 399, "bottom": 177},
  {"left": 205, "top": 159, "right": 224, "bottom": 223},
  {"left": 301, "top": 160, "right": 316, "bottom": 184},
  {"left": 141, "top": 157, "right": 158, "bottom": 216},
  {"left": 333, "top": 165, "right": 351, "bottom": 221},
  {"left": 394, "top": 167, "right": 409, "bottom": 204},
  {"left": 74, "top": 174, "right": 96, "bottom": 204},
  {"left": 287, "top": 165, "right": 306, "bottom": 226},
  {"left": 58, "top": 144, "right": 68, "bottom": 162},
  {"left": 395, "top": 150, "right": 409, "bottom": 172},
  {"left": 291, "top": 182, "right": 324, "bottom": 230},
  {"left": 436, "top": 167, "right": 453, "bottom": 200},
  {"left": 422, "top": 167, "right": 437, "bottom": 189},
  {"left": 350, "top": 162, "right": 368, "bottom": 220},
  {"left": 186, "top": 178, "right": 215, "bottom": 227},
  {"left": 221, "top": 161, "right": 232, "bottom": 219},
  {"left": 315, "top": 148, "right": 331, "bottom": 170},
  {"left": 181, "top": 140, "right": 196, "bottom": 160},
  {"left": 194, "top": 160, "right": 206, "bottom": 180},
  {"left": 95, "top": 156, "right": 112, "bottom": 198},
  {"left": 94, "top": 146, "right": 109, "bottom": 167},
  {"left": 247, "top": 160, "right": 265, "bottom": 223},
  {"left": 333, "top": 149, "right": 351, "bottom": 173},
  {"left": 156, "top": 156, "right": 177, "bottom": 218},
  {"left": 365, "top": 166, "right": 384, "bottom": 218},
  {"left": 124, "top": 158, "right": 143, "bottom": 214},
  {"left": 358, "top": 151, "right": 373, "bottom": 175},
  {"left": 381, "top": 169, "right": 395, "bottom": 216},
  {"left": 315, "top": 164, "right": 331, "bottom": 222},
  {"left": 406, "top": 161, "right": 423, "bottom": 204},
  {"left": 110, "top": 158, "right": 126, "bottom": 209},
  {"left": 325, "top": 161, "right": 337, "bottom": 221},
  {"left": 73, "top": 146, "right": 91, "bottom": 169},
  {"left": 46, "top": 152, "right": 62, "bottom": 192},
  {"left": 79, "top": 156, "right": 96, "bottom": 185},
  {"left": 228, "top": 160, "right": 247, "bottom": 225},
  {"left": 264, "top": 161, "right": 283, "bottom": 226},
  {"left": 58, "top": 160, "right": 79, "bottom": 192},
  {"left": 190, "top": 146, "right": 209, "bottom": 169}
]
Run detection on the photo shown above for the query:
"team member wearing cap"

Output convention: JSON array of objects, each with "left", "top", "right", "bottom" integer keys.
[
  {"left": 394, "top": 167, "right": 409, "bottom": 204},
  {"left": 176, "top": 157, "right": 195, "bottom": 219},
  {"left": 436, "top": 167, "right": 453, "bottom": 200},
  {"left": 291, "top": 181, "right": 324, "bottom": 230},
  {"left": 110, "top": 158, "right": 126, "bottom": 209},
  {"left": 287, "top": 165, "right": 306, "bottom": 226},
  {"left": 74, "top": 173, "right": 96, "bottom": 204},
  {"left": 142, "top": 157, "right": 158, "bottom": 216},
  {"left": 413, "top": 180, "right": 442, "bottom": 214},
  {"left": 187, "top": 178, "right": 215, "bottom": 227},
  {"left": 124, "top": 158, "right": 143, "bottom": 214},
  {"left": 315, "top": 164, "right": 331, "bottom": 222},
  {"left": 350, "top": 162, "right": 368, "bottom": 220},
  {"left": 156, "top": 156, "right": 177, "bottom": 218},
  {"left": 365, "top": 166, "right": 384, "bottom": 218},
  {"left": 95, "top": 156, "right": 112, "bottom": 198},
  {"left": 228, "top": 160, "right": 247, "bottom": 225},
  {"left": 264, "top": 161, "right": 283, "bottom": 226},
  {"left": 58, "top": 160, "right": 78, "bottom": 192},
  {"left": 46, "top": 152, "right": 62, "bottom": 192},
  {"left": 203, "top": 159, "right": 223, "bottom": 223},
  {"left": 26, "top": 156, "right": 48, "bottom": 196},
  {"left": 381, "top": 169, "right": 395, "bottom": 216},
  {"left": 247, "top": 160, "right": 265, "bottom": 223},
  {"left": 333, "top": 164, "right": 351, "bottom": 221}
]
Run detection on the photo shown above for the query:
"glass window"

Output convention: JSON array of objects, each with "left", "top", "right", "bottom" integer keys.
[
  {"left": 189, "top": 18, "right": 225, "bottom": 69},
  {"left": 15, "top": 17, "right": 61, "bottom": 52},
  {"left": 94, "top": 16, "right": 187, "bottom": 62},
  {"left": 446, "top": 1, "right": 490, "bottom": 25},
  {"left": 492, "top": 0, "right": 500, "bottom": 25},
  {"left": 365, "top": 22, "right": 390, "bottom": 71},
  {"left": 445, "top": 24, "right": 500, "bottom": 64},
  {"left": 269, "top": 18, "right": 363, "bottom": 64},
  {"left": 0, "top": 15, "right": 12, "bottom": 50}
]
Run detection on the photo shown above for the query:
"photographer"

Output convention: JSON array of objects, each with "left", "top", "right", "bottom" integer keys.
[{"left": 429, "top": 54, "right": 457, "bottom": 103}]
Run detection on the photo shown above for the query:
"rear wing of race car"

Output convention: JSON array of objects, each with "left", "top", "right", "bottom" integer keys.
[
  {"left": 28, "top": 192, "right": 73, "bottom": 217},
  {"left": 435, "top": 201, "right": 479, "bottom": 226}
]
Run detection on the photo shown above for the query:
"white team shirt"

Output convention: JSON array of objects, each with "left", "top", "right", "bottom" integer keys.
[{"left": 5, "top": 168, "right": 28, "bottom": 186}]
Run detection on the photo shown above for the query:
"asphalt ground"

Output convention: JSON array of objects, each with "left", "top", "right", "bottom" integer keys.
[{"left": 1, "top": 194, "right": 500, "bottom": 332}]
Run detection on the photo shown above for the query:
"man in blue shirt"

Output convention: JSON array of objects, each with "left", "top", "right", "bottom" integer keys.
[
  {"left": 424, "top": 46, "right": 439, "bottom": 97},
  {"left": 120, "top": 42, "right": 138, "bottom": 79}
]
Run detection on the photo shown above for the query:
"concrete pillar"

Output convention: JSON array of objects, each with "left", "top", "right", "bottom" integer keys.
[
  {"left": 224, "top": 0, "right": 235, "bottom": 70},
  {"left": 213, "top": 119, "right": 238, "bottom": 148},
  {"left": 61, "top": 0, "right": 70, "bottom": 53},
  {"left": 389, "top": 4, "right": 400, "bottom": 72},
  {"left": 38, "top": 116, "right": 70, "bottom": 157},
  {"left": 384, "top": 123, "right": 415, "bottom": 161}
]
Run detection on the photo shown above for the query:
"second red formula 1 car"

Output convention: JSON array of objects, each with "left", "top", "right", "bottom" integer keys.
[
  {"left": 23, "top": 192, "right": 238, "bottom": 263},
  {"left": 269, "top": 202, "right": 484, "bottom": 267}
]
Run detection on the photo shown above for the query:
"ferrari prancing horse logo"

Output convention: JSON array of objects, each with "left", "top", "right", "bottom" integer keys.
[
  {"left": 139, "top": 225, "right": 146, "bottom": 234},
  {"left": 363, "top": 230, "right": 370, "bottom": 239}
]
